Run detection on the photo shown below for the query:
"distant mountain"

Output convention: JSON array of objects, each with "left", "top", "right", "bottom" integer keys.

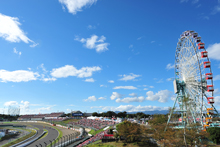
[{"left": 114, "top": 110, "right": 169, "bottom": 115}]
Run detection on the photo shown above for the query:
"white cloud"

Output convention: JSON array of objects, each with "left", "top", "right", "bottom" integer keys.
[
  {"left": 129, "top": 93, "right": 137, "bottom": 97},
  {"left": 13, "top": 48, "right": 21, "bottom": 56},
  {"left": 116, "top": 96, "right": 145, "bottom": 103},
  {"left": 110, "top": 92, "right": 122, "bottom": 100},
  {"left": 20, "top": 100, "right": 30, "bottom": 110},
  {"left": 42, "top": 77, "right": 57, "bottom": 82},
  {"left": 143, "top": 88, "right": 148, "bottom": 90},
  {"left": 84, "top": 78, "right": 95, "bottom": 82},
  {"left": 119, "top": 73, "right": 141, "bottom": 81},
  {"left": 212, "top": 5, "right": 220, "bottom": 14},
  {"left": 215, "top": 96, "right": 220, "bottom": 106},
  {"left": 108, "top": 80, "right": 114, "bottom": 83},
  {"left": 37, "top": 107, "right": 51, "bottom": 111},
  {"left": 75, "top": 35, "right": 109, "bottom": 53},
  {"left": 113, "top": 86, "right": 137, "bottom": 90},
  {"left": 51, "top": 65, "right": 101, "bottom": 78},
  {"left": 84, "top": 96, "right": 97, "bottom": 102},
  {"left": 207, "top": 43, "right": 220, "bottom": 60},
  {"left": 192, "top": 0, "right": 199, "bottom": 4},
  {"left": 3, "top": 101, "right": 57, "bottom": 114},
  {"left": 150, "top": 86, "right": 154, "bottom": 88},
  {"left": 66, "top": 109, "right": 71, "bottom": 112},
  {"left": 30, "top": 42, "right": 39, "bottom": 48},
  {"left": 156, "top": 79, "right": 164, "bottom": 83},
  {"left": 101, "top": 105, "right": 168, "bottom": 112},
  {"left": 151, "top": 41, "right": 155, "bottom": 43},
  {"left": 100, "top": 85, "right": 107, "bottom": 87},
  {"left": 180, "top": 0, "right": 189, "bottom": 2},
  {"left": 0, "top": 70, "right": 39, "bottom": 82},
  {"left": 214, "top": 88, "right": 220, "bottom": 95},
  {"left": 171, "top": 95, "right": 176, "bottom": 101},
  {"left": 0, "top": 13, "right": 37, "bottom": 46},
  {"left": 129, "top": 44, "right": 133, "bottom": 48},
  {"left": 137, "top": 37, "right": 143, "bottom": 40},
  {"left": 146, "top": 90, "right": 172, "bottom": 103},
  {"left": 98, "top": 97, "right": 106, "bottom": 100},
  {"left": 214, "top": 75, "right": 220, "bottom": 81},
  {"left": 59, "top": 0, "right": 97, "bottom": 15},
  {"left": 87, "top": 25, "right": 96, "bottom": 29},
  {"left": 166, "top": 63, "right": 175, "bottom": 70},
  {"left": 4, "top": 101, "right": 18, "bottom": 106},
  {"left": 167, "top": 77, "right": 174, "bottom": 81},
  {"left": 90, "top": 106, "right": 104, "bottom": 109}
]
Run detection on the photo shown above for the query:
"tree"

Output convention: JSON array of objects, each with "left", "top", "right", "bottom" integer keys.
[
  {"left": 207, "top": 127, "right": 220, "bottom": 144},
  {"left": 92, "top": 112, "right": 98, "bottom": 116},
  {"left": 149, "top": 114, "right": 167, "bottom": 125},
  {"left": 116, "top": 120, "right": 141, "bottom": 143},
  {"left": 106, "top": 111, "right": 116, "bottom": 118}
]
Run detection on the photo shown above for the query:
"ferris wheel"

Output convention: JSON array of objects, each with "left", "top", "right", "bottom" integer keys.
[{"left": 167, "top": 30, "right": 219, "bottom": 131}]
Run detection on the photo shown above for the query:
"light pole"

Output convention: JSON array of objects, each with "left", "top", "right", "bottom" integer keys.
[
  {"left": 44, "top": 142, "right": 47, "bottom": 147},
  {"left": 49, "top": 140, "right": 52, "bottom": 147},
  {"left": 68, "top": 134, "right": 71, "bottom": 144},
  {"left": 52, "top": 139, "right": 55, "bottom": 147},
  {"left": 60, "top": 137, "right": 62, "bottom": 147}
]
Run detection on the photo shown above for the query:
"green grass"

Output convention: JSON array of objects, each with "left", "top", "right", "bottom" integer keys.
[
  {"left": 85, "top": 140, "right": 157, "bottom": 147},
  {"left": 2, "top": 121, "right": 19, "bottom": 124},
  {"left": 89, "top": 126, "right": 112, "bottom": 136},
  {"left": 2, "top": 129, "right": 37, "bottom": 147}
]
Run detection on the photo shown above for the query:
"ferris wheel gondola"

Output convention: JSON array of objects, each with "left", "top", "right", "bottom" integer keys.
[{"left": 166, "top": 30, "right": 219, "bottom": 131}]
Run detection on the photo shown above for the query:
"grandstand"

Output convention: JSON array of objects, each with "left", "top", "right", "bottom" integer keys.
[
  {"left": 69, "top": 118, "right": 115, "bottom": 130},
  {"left": 17, "top": 112, "right": 65, "bottom": 121}
]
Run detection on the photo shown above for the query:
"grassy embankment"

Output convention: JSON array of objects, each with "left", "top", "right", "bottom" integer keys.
[
  {"left": 85, "top": 140, "right": 155, "bottom": 147},
  {"left": 89, "top": 126, "right": 112, "bottom": 136},
  {"left": 52, "top": 119, "right": 79, "bottom": 127}
]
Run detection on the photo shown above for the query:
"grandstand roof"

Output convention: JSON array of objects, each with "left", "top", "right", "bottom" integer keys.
[{"left": 71, "top": 110, "right": 82, "bottom": 114}]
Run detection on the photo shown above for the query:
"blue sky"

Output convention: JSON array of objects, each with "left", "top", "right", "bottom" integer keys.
[{"left": 0, "top": 0, "right": 220, "bottom": 115}]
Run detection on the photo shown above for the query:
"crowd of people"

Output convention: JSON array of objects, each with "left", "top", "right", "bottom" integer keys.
[
  {"left": 69, "top": 118, "right": 115, "bottom": 130},
  {"left": 76, "top": 129, "right": 109, "bottom": 147}
]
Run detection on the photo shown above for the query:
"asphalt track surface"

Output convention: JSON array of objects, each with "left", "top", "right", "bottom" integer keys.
[
  {"left": 1, "top": 122, "right": 79, "bottom": 146},
  {"left": 20, "top": 122, "right": 78, "bottom": 147},
  {"left": 26, "top": 124, "right": 58, "bottom": 147}
]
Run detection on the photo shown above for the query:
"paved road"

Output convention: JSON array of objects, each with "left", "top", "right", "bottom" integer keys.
[
  {"left": 1, "top": 122, "right": 79, "bottom": 147},
  {"left": 23, "top": 122, "right": 79, "bottom": 147},
  {"left": 14, "top": 124, "right": 44, "bottom": 146},
  {"left": 26, "top": 125, "right": 58, "bottom": 147}
]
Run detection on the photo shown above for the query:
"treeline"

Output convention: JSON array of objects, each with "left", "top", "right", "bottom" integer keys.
[
  {"left": 0, "top": 114, "right": 19, "bottom": 121},
  {"left": 114, "top": 114, "right": 219, "bottom": 146},
  {"left": 92, "top": 111, "right": 151, "bottom": 118}
]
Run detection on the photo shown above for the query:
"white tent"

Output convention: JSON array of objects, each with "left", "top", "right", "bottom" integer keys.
[{"left": 87, "top": 116, "right": 97, "bottom": 120}]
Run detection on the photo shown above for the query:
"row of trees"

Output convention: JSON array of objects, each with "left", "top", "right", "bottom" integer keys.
[
  {"left": 92, "top": 111, "right": 151, "bottom": 118},
  {"left": 115, "top": 114, "right": 219, "bottom": 146},
  {"left": 0, "top": 114, "right": 19, "bottom": 121}
]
